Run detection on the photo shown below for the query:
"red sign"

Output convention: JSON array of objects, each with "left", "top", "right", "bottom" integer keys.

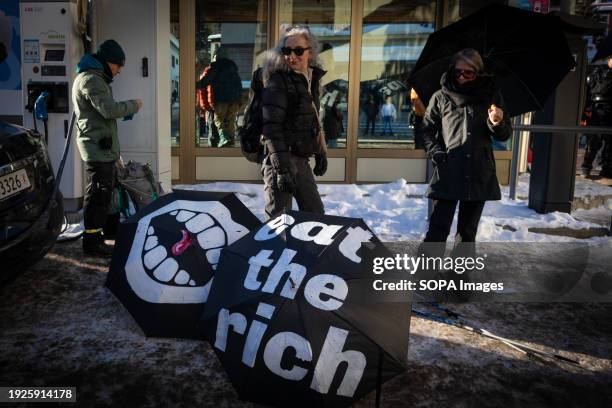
[{"left": 529, "top": 0, "right": 549, "bottom": 13}]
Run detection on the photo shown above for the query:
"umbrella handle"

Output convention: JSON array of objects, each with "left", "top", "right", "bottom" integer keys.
[{"left": 375, "top": 349, "right": 383, "bottom": 408}]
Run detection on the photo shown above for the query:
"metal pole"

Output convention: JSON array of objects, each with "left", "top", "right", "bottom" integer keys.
[
  {"left": 509, "top": 128, "right": 522, "bottom": 200},
  {"left": 513, "top": 124, "right": 612, "bottom": 134}
]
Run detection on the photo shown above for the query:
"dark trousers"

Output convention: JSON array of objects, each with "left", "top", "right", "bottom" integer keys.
[
  {"left": 207, "top": 110, "right": 219, "bottom": 147},
  {"left": 364, "top": 116, "right": 376, "bottom": 135},
  {"left": 84, "top": 161, "right": 116, "bottom": 231},
  {"left": 381, "top": 116, "right": 393, "bottom": 135},
  {"left": 262, "top": 155, "right": 324, "bottom": 220},
  {"left": 582, "top": 134, "right": 611, "bottom": 174},
  {"left": 424, "top": 199, "right": 486, "bottom": 244},
  {"left": 414, "top": 115, "right": 425, "bottom": 149}
]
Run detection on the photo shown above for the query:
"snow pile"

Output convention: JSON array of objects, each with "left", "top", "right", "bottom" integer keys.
[{"left": 175, "top": 177, "right": 610, "bottom": 243}]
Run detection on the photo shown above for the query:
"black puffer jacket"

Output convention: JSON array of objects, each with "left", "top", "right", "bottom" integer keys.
[
  {"left": 423, "top": 71, "right": 512, "bottom": 201},
  {"left": 262, "top": 66, "right": 325, "bottom": 157},
  {"left": 197, "top": 58, "right": 242, "bottom": 103},
  {"left": 586, "top": 66, "right": 612, "bottom": 126}
]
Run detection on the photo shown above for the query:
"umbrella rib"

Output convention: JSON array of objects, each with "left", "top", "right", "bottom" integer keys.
[
  {"left": 412, "top": 55, "right": 453, "bottom": 77},
  {"left": 488, "top": 57, "right": 543, "bottom": 112},
  {"left": 328, "top": 307, "right": 398, "bottom": 365},
  {"left": 311, "top": 220, "right": 363, "bottom": 260}
]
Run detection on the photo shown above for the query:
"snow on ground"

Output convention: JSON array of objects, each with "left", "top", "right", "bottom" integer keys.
[
  {"left": 511, "top": 173, "right": 612, "bottom": 199},
  {"left": 174, "top": 175, "right": 611, "bottom": 243}
]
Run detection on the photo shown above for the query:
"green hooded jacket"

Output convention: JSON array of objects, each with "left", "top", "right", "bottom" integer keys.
[{"left": 72, "top": 54, "right": 139, "bottom": 162}]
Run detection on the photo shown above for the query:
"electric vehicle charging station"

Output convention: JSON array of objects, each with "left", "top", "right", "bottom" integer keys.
[{"left": 20, "top": 1, "right": 84, "bottom": 212}]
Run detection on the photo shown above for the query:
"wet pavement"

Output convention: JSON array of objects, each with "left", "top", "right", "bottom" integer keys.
[{"left": 1, "top": 238, "right": 611, "bottom": 407}]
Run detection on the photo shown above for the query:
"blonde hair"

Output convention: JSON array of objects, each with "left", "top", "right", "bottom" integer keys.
[
  {"left": 451, "top": 48, "right": 484, "bottom": 73},
  {"left": 262, "top": 25, "right": 322, "bottom": 85}
]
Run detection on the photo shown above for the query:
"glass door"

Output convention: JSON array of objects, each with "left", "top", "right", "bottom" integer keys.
[
  {"left": 195, "top": 0, "right": 269, "bottom": 148},
  {"left": 358, "top": 0, "right": 437, "bottom": 150}
]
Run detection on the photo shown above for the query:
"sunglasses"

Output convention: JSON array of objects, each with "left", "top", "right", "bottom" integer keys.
[
  {"left": 281, "top": 46, "right": 311, "bottom": 57},
  {"left": 453, "top": 68, "right": 477, "bottom": 80}
]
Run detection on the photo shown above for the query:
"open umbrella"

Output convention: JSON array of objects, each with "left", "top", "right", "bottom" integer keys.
[
  {"left": 200, "top": 211, "right": 411, "bottom": 407},
  {"left": 408, "top": 3, "right": 575, "bottom": 116},
  {"left": 106, "top": 189, "right": 261, "bottom": 339},
  {"left": 321, "top": 79, "right": 349, "bottom": 109}
]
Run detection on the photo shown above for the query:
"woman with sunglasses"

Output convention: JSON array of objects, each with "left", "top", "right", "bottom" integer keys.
[
  {"left": 421, "top": 48, "right": 512, "bottom": 255},
  {"left": 260, "top": 26, "right": 328, "bottom": 219}
]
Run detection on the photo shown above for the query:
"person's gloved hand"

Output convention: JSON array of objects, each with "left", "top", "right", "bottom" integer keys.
[
  {"left": 270, "top": 151, "right": 295, "bottom": 193},
  {"left": 431, "top": 151, "right": 447, "bottom": 166},
  {"left": 313, "top": 154, "right": 328, "bottom": 176}
]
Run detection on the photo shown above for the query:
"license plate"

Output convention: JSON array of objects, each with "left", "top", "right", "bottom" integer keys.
[{"left": 0, "top": 168, "right": 31, "bottom": 201}]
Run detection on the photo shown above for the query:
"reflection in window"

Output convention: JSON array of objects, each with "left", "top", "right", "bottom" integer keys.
[
  {"left": 170, "top": 0, "right": 179, "bottom": 147},
  {"left": 358, "top": 1, "right": 436, "bottom": 149},
  {"left": 195, "top": 0, "right": 268, "bottom": 148},
  {"left": 279, "top": 0, "right": 352, "bottom": 149}
]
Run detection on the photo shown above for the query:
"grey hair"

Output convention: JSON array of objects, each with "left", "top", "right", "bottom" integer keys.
[
  {"left": 451, "top": 48, "right": 485, "bottom": 73},
  {"left": 262, "top": 25, "right": 323, "bottom": 85}
]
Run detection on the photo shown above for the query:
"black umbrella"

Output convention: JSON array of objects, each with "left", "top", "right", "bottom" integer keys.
[
  {"left": 200, "top": 211, "right": 411, "bottom": 407},
  {"left": 592, "top": 35, "right": 612, "bottom": 63},
  {"left": 106, "top": 189, "right": 261, "bottom": 339},
  {"left": 409, "top": 3, "right": 575, "bottom": 116},
  {"left": 325, "top": 77, "right": 409, "bottom": 99},
  {"left": 324, "top": 79, "right": 349, "bottom": 94},
  {"left": 321, "top": 79, "right": 349, "bottom": 108}
]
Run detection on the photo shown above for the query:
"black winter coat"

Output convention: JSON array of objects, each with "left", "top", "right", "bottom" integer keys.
[
  {"left": 586, "top": 66, "right": 612, "bottom": 126},
  {"left": 262, "top": 66, "right": 325, "bottom": 157},
  {"left": 423, "top": 72, "right": 512, "bottom": 201}
]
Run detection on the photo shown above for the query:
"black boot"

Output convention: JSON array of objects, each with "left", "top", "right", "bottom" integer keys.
[
  {"left": 83, "top": 231, "right": 114, "bottom": 258},
  {"left": 599, "top": 168, "right": 612, "bottom": 179},
  {"left": 581, "top": 167, "right": 591, "bottom": 178},
  {"left": 103, "top": 213, "right": 121, "bottom": 240}
]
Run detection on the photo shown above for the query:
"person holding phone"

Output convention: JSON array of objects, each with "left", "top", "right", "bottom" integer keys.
[{"left": 72, "top": 39, "right": 142, "bottom": 257}]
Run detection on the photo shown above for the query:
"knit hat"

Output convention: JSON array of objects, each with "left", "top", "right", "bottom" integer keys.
[{"left": 96, "top": 39, "right": 125, "bottom": 66}]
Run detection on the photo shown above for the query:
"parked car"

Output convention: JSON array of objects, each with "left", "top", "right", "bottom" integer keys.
[{"left": 0, "top": 121, "right": 63, "bottom": 283}]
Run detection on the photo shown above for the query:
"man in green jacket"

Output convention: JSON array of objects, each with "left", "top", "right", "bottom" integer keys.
[{"left": 72, "top": 39, "right": 142, "bottom": 257}]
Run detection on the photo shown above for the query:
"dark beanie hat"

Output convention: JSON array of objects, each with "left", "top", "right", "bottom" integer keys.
[{"left": 96, "top": 39, "right": 125, "bottom": 66}]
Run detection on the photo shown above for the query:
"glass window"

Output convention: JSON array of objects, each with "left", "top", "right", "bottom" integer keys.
[
  {"left": 358, "top": 1, "right": 437, "bottom": 149},
  {"left": 170, "top": 0, "right": 179, "bottom": 148},
  {"left": 195, "top": 0, "right": 269, "bottom": 148},
  {"left": 279, "top": 0, "right": 352, "bottom": 150}
]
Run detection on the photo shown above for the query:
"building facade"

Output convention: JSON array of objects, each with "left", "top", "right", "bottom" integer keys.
[
  {"left": 1, "top": 0, "right": 592, "bottom": 195},
  {"left": 169, "top": 0, "right": 528, "bottom": 185}
]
